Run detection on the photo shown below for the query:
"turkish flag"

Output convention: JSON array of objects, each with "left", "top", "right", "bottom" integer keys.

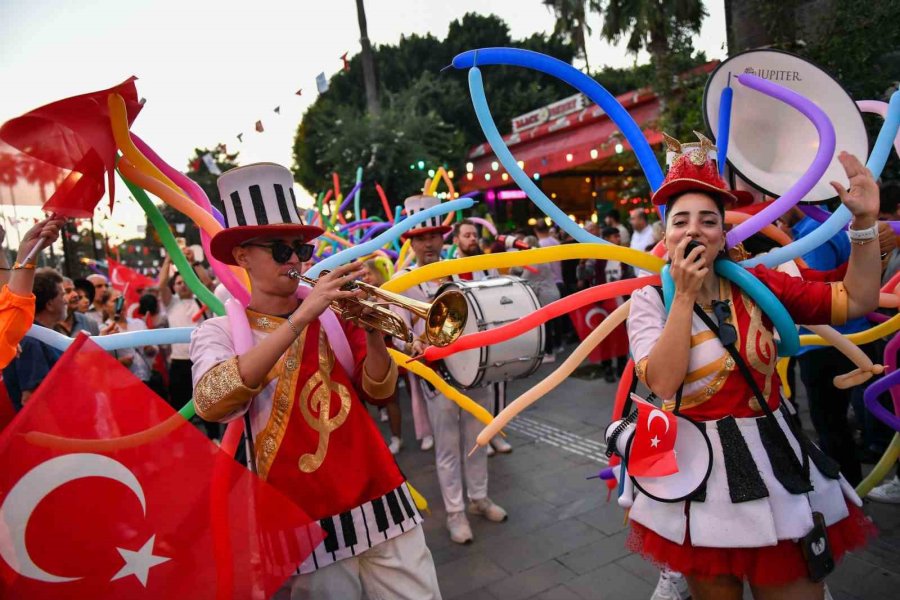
[
  {"left": 0, "top": 335, "right": 322, "bottom": 599},
  {"left": 627, "top": 394, "right": 679, "bottom": 477},
  {"left": 107, "top": 259, "right": 156, "bottom": 306},
  {"left": 568, "top": 298, "right": 629, "bottom": 362}
]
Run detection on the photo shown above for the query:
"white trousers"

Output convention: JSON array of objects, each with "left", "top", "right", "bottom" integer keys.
[
  {"left": 424, "top": 382, "right": 494, "bottom": 513},
  {"left": 274, "top": 526, "right": 441, "bottom": 600},
  {"left": 407, "top": 373, "right": 433, "bottom": 441}
]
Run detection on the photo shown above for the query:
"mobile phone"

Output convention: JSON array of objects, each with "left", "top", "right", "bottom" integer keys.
[
  {"left": 800, "top": 511, "right": 835, "bottom": 582},
  {"left": 114, "top": 295, "right": 126, "bottom": 316},
  {"left": 684, "top": 240, "right": 704, "bottom": 263}
]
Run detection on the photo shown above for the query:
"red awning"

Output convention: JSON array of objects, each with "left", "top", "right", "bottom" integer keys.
[{"left": 460, "top": 93, "right": 662, "bottom": 193}]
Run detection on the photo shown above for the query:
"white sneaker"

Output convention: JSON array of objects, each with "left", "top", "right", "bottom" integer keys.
[
  {"left": 542, "top": 353, "right": 556, "bottom": 364},
  {"left": 446, "top": 511, "right": 473, "bottom": 544},
  {"left": 868, "top": 476, "right": 900, "bottom": 504},
  {"left": 379, "top": 408, "right": 389, "bottom": 423},
  {"left": 490, "top": 436, "right": 513, "bottom": 454},
  {"left": 388, "top": 436, "right": 403, "bottom": 455},
  {"left": 468, "top": 497, "right": 508, "bottom": 522},
  {"left": 486, "top": 443, "right": 496, "bottom": 457},
  {"left": 420, "top": 435, "right": 434, "bottom": 451},
  {"left": 651, "top": 570, "right": 690, "bottom": 600}
]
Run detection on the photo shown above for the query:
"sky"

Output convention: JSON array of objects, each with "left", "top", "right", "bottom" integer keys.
[{"left": 0, "top": 0, "right": 726, "bottom": 246}]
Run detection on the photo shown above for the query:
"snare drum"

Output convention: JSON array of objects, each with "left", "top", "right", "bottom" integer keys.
[{"left": 438, "top": 276, "right": 544, "bottom": 388}]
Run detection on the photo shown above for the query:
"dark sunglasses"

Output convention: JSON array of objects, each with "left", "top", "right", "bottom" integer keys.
[
  {"left": 243, "top": 241, "right": 314, "bottom": 264},
  {"left": 711, "top": 300, "right": 737, "bottom": 347}
]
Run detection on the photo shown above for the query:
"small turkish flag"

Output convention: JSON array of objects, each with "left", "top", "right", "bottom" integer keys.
[
  {"left": 107, "top": 259, "right": 156, "bottom": 307},
  {"left": 0, "top": 335, "right": 322, "bottom": 599},
  {"left": 627, "top": 394, "right": 679, "bottom": 477}
]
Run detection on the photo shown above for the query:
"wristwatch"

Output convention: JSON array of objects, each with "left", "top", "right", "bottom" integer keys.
[{"left": 847, "top": 223, "right": 878, "bottom": 243}]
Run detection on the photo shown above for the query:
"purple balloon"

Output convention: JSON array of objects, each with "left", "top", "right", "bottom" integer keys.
[{"left": 864, "top": 369, "right": 900, "bottom": 432}]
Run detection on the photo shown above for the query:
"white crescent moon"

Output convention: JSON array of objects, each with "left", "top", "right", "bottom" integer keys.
[
  {"left": 111, "top": 268, "right": 126, "bottom": 287},
  {"left": 0, "top": 453, "right": 146, "bottom": 583},
  {"left": 584, "top": 307, "right": 608, "bottom": 330},
  {"left": 647, "top": 409, "right": 670, "bottom": 434}
]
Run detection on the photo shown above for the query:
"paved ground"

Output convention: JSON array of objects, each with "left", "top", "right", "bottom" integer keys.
[{"left": 375, "top": 343, "right": 900, "bottom": 600}]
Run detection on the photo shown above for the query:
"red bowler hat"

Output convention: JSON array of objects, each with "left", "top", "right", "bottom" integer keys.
[
  {"left": 209, "top": 163, "right": 324, "bottom": 266},
  {"left": 400, "top": 194, "right": 453, "bottom": 241},
  {"left": 651, "top": 132, "right": 743, "bottom": 208}
]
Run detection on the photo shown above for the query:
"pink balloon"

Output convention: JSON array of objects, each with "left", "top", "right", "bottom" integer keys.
[
  {"left": 131, "top": 134, "right": 251, "bottom": 307},
  {"left": 442, "top": 216, "right": 497, "bottom": 239},
  {"left": 858, "top": 100, "right": 900, "bottom": 158},
  {"left": 226, "top": 298, "right": 254, "bottom": 354}
]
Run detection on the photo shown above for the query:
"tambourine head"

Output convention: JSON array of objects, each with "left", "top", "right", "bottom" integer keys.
[
  {"left": 626, "top": 415, "right": 712, "bottom": 503},
  {"left": 704, "top": 49, "right": 868, "bottom": 203}
]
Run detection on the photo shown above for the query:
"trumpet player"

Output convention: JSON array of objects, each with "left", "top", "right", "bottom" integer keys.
[
  {"left": 190, "top": 164, "right": 441, "bottom": 600},
  {"left": 391, "top": 195, "right": 509, "bottom": 546}
]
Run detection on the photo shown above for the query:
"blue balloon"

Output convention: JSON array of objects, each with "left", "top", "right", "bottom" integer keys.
[
  {"left": 717, "top": 86, "right": 733, "bottom": 176},
  {"left": 27, "top": 325, "right": 195, "bottom": 352},
  {"left": 467, "top": 67, "right": 605, "bottom": 244},
  {"left": 743, "top": 90, "right": 900, "bottom": 269},
  {"left": 661, "top": 261, "right": 800, "bottom": 356},
  {"left": 453, "top": 48, "right": 664, "bottom": 191},
  {"left": 306, "top": 198, "right": 476, "bottom": 278}
]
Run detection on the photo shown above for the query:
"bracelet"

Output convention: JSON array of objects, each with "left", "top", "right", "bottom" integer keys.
[
  {"left": 12, "top": 262, "right": 35, "bottom": 270},
  {"left": 850, "top": 237, "right": 877, "bottom": 246},
  {"left": 286, "top": 314, "right": 301, "bottom": 337}
]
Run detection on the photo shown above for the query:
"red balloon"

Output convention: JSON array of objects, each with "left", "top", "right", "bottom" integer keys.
[{"left": 421, "top": 275, "right": 660, "bottom": 363}]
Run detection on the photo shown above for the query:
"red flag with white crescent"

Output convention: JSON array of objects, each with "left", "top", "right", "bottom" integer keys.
[
  {"left": 568, "top": 298, "right": 629, "bottom": 362},
  {"left": 627, "top": 394, "right": 679, "bottom": 477},
  {"left": 107, "top": 259, "right": 156, "bottom": 307},
  {"left": 0, "top": 335, "right": 322, "bottom": 598}
]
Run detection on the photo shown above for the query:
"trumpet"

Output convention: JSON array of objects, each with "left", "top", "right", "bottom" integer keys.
[{"left": 288, "top": 268, "right": 468, "bottom": 347}]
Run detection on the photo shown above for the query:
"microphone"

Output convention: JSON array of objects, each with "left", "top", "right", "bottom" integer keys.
[{"left": 497, "top": 235, "right": 530, "bottom": 251}]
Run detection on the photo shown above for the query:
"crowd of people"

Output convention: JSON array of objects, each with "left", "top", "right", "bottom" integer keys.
[{"left": 1, "top": 155, "right": 898, "bottom": 600}]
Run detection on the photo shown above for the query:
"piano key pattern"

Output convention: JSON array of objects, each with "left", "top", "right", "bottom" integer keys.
[{"left": 295, "top": 482, "right": 423, "bottom": 575}]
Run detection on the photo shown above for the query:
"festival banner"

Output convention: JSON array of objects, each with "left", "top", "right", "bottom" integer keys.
[{"left": 0, "top": 335, "right": 321, "bottom": 599}]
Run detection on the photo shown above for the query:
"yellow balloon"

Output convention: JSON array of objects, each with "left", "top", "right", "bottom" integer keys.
[
  {"left": 799, "top": 313, "right": 900, "bottom": 346},
  {"left": 406, "top": 482, "right": 429, "bottom": 514},
  {"left": 382, "top": 245, "right": 664, "bottom": 293},
  {"left": 387, "top": 348, "right": 494, "bottom": 426},
  {"left": 776, "top": 357, "right": 792, "bottom": 398},
  {"left": 475, "top": 300, "right": 631, "bottom": 447},
  {"left": 856, "top": 433, "right": 900, "bottom": 498}
]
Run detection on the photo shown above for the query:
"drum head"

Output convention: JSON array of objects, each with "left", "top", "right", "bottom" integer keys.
[
  {"left": 625, "top": 415, "right": 712, "bottom": 503},
  {"left": 703, "top": 49, "right": 868, "bottom": 203}
]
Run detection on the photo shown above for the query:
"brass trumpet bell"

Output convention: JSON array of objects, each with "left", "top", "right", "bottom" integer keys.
[{"left": 288, "top": 269, "right": 467, "bottom": 347}]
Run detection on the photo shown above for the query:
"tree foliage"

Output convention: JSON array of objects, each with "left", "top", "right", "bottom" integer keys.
[{"left": 292, "top": 13, "right": 576, "bottom": 212}]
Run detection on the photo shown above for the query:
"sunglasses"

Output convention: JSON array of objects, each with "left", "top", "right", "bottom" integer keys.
[
  {"left": 711, "top": 300, "right": 737, "bottom": 347},
  {"left": 243, "top": 241, "right": 314, "bottom": 264}
]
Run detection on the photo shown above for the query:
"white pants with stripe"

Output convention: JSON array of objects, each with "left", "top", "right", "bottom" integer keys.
[{"left": 275, "top": 526, "right": 441, "bottom": 600}]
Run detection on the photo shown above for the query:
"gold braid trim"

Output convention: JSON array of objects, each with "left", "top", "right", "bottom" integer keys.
[{"left": 194, "top": 357, "right": 263, "bottom": 422}]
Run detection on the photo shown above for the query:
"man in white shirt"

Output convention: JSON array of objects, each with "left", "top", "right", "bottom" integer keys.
[{"left": 628, "top": 208, "right": 656, "bottom": 277}]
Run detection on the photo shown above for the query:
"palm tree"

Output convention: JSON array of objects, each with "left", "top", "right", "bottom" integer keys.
[
  {"left": 600, "top": 0, "right": 707, "bottom": 110},
  {"left": 542, "top": 0, "right": 601, "bottom": 72},
  {"left": 355, "top": 0, "right": 381, "bottom": 117}
]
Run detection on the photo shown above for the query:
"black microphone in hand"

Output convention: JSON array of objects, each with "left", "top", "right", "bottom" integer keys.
[{"left": 684, "top": 240, "right": 704, "bottom": 263}]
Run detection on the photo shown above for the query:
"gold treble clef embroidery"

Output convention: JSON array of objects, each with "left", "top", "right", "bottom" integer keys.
[{"left": 297, "top": 329, "right": 352, "bottom": 473}]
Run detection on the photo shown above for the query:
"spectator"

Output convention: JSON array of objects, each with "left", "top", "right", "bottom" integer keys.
[
  {"left": 135, "top": 293, "right": 169, "bottom": 399},
  {"left": 0, "top": 217, "right": 64, "bottom": 369},
  {"left": 511, "top": 235, "right": 561, "bottom": 362},
  {"left": 72, "top": 278, "right": 95, "bottom": 314},
  {"left": 604, "top": 209, "right": 631, "bottom": 246},
  {"left": 628, "top": 209, "right": 655, "bottom": 276},
  {"left": 534, "top": 220, "right": 569, "bottom": 353},
  {"left": 3, "top": 267, "right": 66, "bottom": 409},
  {"left": 84, "top": 274, "right": 108, "bottom": 326},
  {"left": 56, "top": 277, "right": 100, "bottom": 337}
]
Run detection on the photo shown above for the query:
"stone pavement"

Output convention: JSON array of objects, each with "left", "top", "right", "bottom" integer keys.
[{"left": 378, "top": 346, "right": 900, "bottom": 600}]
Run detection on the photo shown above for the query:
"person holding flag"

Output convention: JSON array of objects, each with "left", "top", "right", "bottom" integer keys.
[
  {"left": 609, "top": 134, "right": 881, "bottom": 599},
  {"left": 190, "top": 164, "right": 440, "bottom": 599}
]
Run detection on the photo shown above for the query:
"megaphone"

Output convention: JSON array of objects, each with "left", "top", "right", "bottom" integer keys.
[{"left": 703, "top": 49, "right": 869, "bottom": 203}]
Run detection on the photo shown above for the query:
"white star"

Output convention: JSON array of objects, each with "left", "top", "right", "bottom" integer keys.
[
  {"left": 650, "top": 435, "right": 660, "bottom": 448},
  {"left": 110, "top": 535, "right": 171, "bottom": 587}
]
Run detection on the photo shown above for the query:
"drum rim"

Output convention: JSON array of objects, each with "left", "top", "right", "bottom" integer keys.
[
  {"left": 701, "top": 47, "right": 867, "bottom": 203},
  {"left": 624, "top": 414, "right": 713, "bottom": 504}
]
